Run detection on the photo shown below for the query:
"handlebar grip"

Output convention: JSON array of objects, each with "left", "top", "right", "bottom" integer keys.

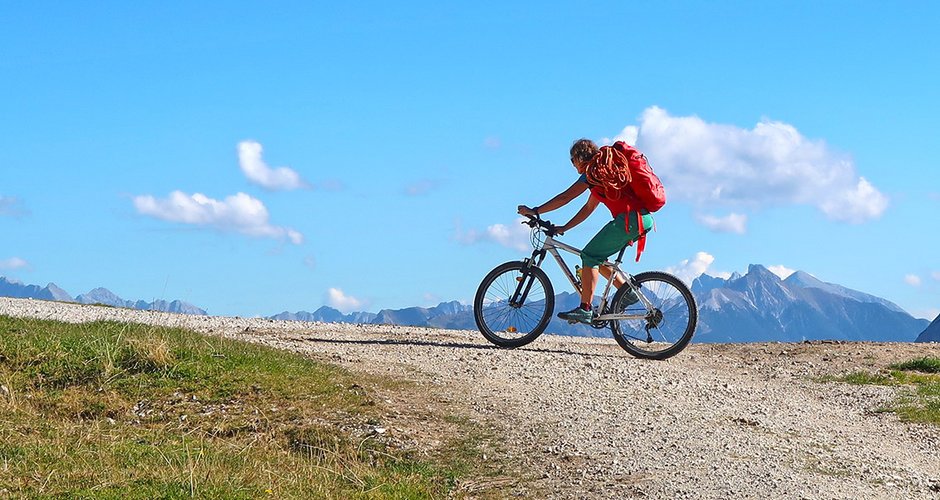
[{"left": 522, "top": 214, "right": 558, "bottom": 235}]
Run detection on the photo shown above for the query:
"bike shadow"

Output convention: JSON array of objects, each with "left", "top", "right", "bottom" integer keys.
[{"left": 297, "top": 334, "right": 629, "bottom": 359}]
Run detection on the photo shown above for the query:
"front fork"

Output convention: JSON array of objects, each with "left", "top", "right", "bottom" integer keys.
[{"left": 509, "top": 251, "right": 546, "bottom": 308}]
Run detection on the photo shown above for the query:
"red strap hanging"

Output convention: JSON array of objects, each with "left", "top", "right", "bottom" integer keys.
[{"left": 629, "top": 211, "right": 653, "bottom": 262}]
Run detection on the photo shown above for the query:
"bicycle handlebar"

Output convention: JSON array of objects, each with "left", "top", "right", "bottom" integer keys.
[{"left": 521, "top": 214, "right": 559, "bottom": 237}]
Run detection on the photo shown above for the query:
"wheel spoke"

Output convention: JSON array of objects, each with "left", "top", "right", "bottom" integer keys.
[
  {"left": 474, "top": 263, "right": 554, "bottom": 347},
  {"left": 609, "top": 272, "right": 697, "bottom": 359}
]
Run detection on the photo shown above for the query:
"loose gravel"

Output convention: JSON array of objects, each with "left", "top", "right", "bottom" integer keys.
[{"left": 3, "top": 297, "right": 939, "bottom": 499}]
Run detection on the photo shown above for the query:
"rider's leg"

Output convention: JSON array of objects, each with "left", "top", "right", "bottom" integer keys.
[
  {"left": 560, "top": 212, "right": 649, "bottom": 323},
  {"left": 580, "top": 266, "right": 600, "bottom": 307},
  {"left": 599, "top": 265, "right": 625, "bottom": 288},
  {"left": 558, "top": 266, "right": 599, "bottom": 323},
  {"left": 559, "top": 219, "right": 622, "bottom": 323},
  {"left": 577, "top": 214, "right": 631, "bottom": 309}
]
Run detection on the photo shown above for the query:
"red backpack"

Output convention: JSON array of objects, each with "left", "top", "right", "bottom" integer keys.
[
  {"left": 612, "top": 141, "right": 666, "bottom": 212},
  {"left": 585, "top": 142, "right": 666, "bottom": 262}
]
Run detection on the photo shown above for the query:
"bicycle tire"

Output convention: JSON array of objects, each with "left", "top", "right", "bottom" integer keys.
[
  {"left": 609, "top": 271, "right": 697, "bottom": 360},
  {"left": 473, "top": 261, "right": 554, "bottom": 348}
]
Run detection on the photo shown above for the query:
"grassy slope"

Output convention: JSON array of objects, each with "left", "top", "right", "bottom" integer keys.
[
  {"left": 0, "top": 315, "right": 511, "bottom": 498},
  {"left": 826, "top": 357, "right": 940, "bottom": 426}
]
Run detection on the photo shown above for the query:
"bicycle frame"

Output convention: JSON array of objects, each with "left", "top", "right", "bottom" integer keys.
[{"left": 515, "top": 232, "right": 654, "bottom": 322}]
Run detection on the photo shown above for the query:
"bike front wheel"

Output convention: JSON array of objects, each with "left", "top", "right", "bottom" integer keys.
[
  {"left": 473, "top": 261, "right": 555, "bottom": 348},
  {"left": 609, "top": 271, "right": 697, "bottom": 360}
]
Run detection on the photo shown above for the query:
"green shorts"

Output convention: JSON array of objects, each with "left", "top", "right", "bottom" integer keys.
[{"left": 581, "top": 211, "right": 654, "bottom": 268}]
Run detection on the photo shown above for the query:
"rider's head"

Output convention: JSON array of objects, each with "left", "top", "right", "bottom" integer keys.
[{"left": 569, "top": 138, "right": 599, "bottom": 174}]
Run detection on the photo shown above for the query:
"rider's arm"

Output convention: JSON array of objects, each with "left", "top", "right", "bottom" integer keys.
[
  {"left": 557, "top": 195, "right": 600, "bottom": 234},
  {"left": 518, "top": 179, "right": 588, "bottom": 217}
]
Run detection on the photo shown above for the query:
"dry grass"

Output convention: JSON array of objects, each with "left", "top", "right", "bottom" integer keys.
[{"left": 0, "top": 315, "right": 512, "bottom": 498}]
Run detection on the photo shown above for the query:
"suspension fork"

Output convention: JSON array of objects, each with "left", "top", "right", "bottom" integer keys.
[{"left": 509, "top": 250, "right": 546, "bottom": 307}]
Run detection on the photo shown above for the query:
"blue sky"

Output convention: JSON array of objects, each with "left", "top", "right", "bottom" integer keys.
[{"left": 2, "top": 2, "right": 938, "bottom": 320}]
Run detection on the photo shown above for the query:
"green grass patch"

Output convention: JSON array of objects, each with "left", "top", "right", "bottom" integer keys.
[
  {"left": 0, "top": 314, "right": 511, "bottom": 498},
  {"left": 825, "top": 356, "right": 940, "bottom": 426},
  {"left": 835, "top": 371, "right": 894, "bottom": 386},
  {"left": 890, "top": 356, "right": 940, "bottom": 374}
]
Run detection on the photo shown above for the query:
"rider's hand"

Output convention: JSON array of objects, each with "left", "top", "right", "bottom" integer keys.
[{"left": 517, "top": 205, "right": 536, "bottom": 217}]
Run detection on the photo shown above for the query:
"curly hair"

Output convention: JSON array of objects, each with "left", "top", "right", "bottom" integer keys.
[{"left": 569, "top": 138, "right": 599, "bottom": 164}]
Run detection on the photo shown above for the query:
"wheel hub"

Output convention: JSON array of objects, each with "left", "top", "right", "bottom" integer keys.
[{"left": 647, "top": 309, "right": 664, "bottom": 328}]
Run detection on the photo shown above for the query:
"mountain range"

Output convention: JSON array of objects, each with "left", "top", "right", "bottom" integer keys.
[
  {"left": 270, "top": 301, "right": 475, "bottom": 329},
  {"left": 3, "top": 266, "right": 937, "bottom": 342},
  {"left": 916, "top": 314, "right": 940, "bottom": 342},
  {"left": 0, "top": 277, "right": 206, "bottom": 315},
  {"left": 270, "top": 265, "right": 935, "bottom": 343},
  {"left": 690, "top": 265, "right": 928, "bottom": 342}
]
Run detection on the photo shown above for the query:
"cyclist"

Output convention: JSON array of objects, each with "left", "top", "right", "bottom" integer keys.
[{"left": 517, "top": 138, "right": 653, "bottom": 324}]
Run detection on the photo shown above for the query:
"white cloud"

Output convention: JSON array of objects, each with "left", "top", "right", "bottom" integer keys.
[
  {"left": 767, "top": 265, "right": 797, "bottom": 280},
  {"left": 0, "top": 196, "right": 14, "bottom": 215},
  {"left": 317, "top": 179, "right": 345, "bottom": 192},
  {"left": 404, "top": 179, "right": 441, "bottom": 196},
  {"left": 0, "top": 257, "right": 29, "bottom": 270},
  {"left": 485, "top": 222, "right": 531, "bottom": 251},
  {"left": 932, "top": 271, "right": 940, "bottom": 282},
  {"left": 303, "top": 255, "right": 317, "bottom": 270},
  {"left": 0, "top": 196, "right": 27, "bottom": 217},
  {"left": 456, "top": 217, "right": 531, "bottom": 252},
  {"left": 601, "top": 125, "right": 639, "bottom": 146},
  {"left": 817, "top": 177, "right": 888, "bottom": 223},
  {"left": 630, "top": 106, "right": 888, "bottom": 223},
  {"left": 904, "top": 274, "right": 922, "bottom": 287},
  {"left": 695, "top": 213, "right": 748, "bottom": 234},
  {"left": 326, "top": 287, "right": 363, "bottom": 313},
  {"left": 133, "top": 191, "right": 303, "bottom": 244},
  {"left": 666, "top": 251, "right": 719, "bottom": 285},
  {"left": 237, "top": 141, "right": 308, "bottom": 191}
]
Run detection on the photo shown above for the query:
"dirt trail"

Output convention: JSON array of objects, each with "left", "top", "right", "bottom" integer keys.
[{"left": 248, "top": 326, "right": 940, "bottom": 499}]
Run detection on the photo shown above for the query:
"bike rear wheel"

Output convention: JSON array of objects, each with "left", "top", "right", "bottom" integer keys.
[
  {"left": 474, "top": 261, "right": 554, "bottom": 348},
  {"left": 609, "top": 271, "right": 697, "bottom": 360}
]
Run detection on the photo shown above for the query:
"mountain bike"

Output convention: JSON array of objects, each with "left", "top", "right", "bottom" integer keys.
[{"left": 473, "top": 214, "right": 697, "bottom": 360}]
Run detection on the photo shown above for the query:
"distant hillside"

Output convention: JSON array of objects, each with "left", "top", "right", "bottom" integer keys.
[
  {"left": 274, "top": 265, "right": 927, "bottom": 343},
  {"left": 272, "top": 301, "right": 473, "bottom": 329},
  {"left": 692, "top": 265, "right": 926, "bottom": 342},
  {"left": 0, "top": 277, "right": 71, "bottom": 302},
  {"left": 0, "top": 277, "right": 206, "bottom": 315},
  {"left": 271, "top": 306, "right": 377, "bottom": 324},
  {"left": 75, "top": 287, "right": 207, "bottom": 315},
  {"left": 4, "top": 267, "right": 927, "bottom": 342},
  {"left": 915, "top": 314, "right": 940, "bottom": 342}
]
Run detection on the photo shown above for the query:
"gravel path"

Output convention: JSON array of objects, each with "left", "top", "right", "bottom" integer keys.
[{"left": 3, "top": 297, "right": 939, "bottom": 499}]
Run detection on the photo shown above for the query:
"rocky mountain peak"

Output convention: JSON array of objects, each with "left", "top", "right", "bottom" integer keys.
[
  {"left": 76, "top": 287, "right": 123, "bottom": 305},
  {"left": 785, "top": 270, "right": 823, "bottom": 287},
  {"left": 746, "top": 264, "right": 780, "bottom": 280},
  {"left": 916, "top": 313, "right": 940, "bottom": 342},
  {"left": 691, "top": 274, "right": 729, "bottom": 295},
  {"left": 1, "top": 276, "right": 205, "bottom": 315}
]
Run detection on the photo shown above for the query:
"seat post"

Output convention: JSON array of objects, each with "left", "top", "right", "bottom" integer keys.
[{"left": 613, "top": 244, "right": 628, "bottom": 265}]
